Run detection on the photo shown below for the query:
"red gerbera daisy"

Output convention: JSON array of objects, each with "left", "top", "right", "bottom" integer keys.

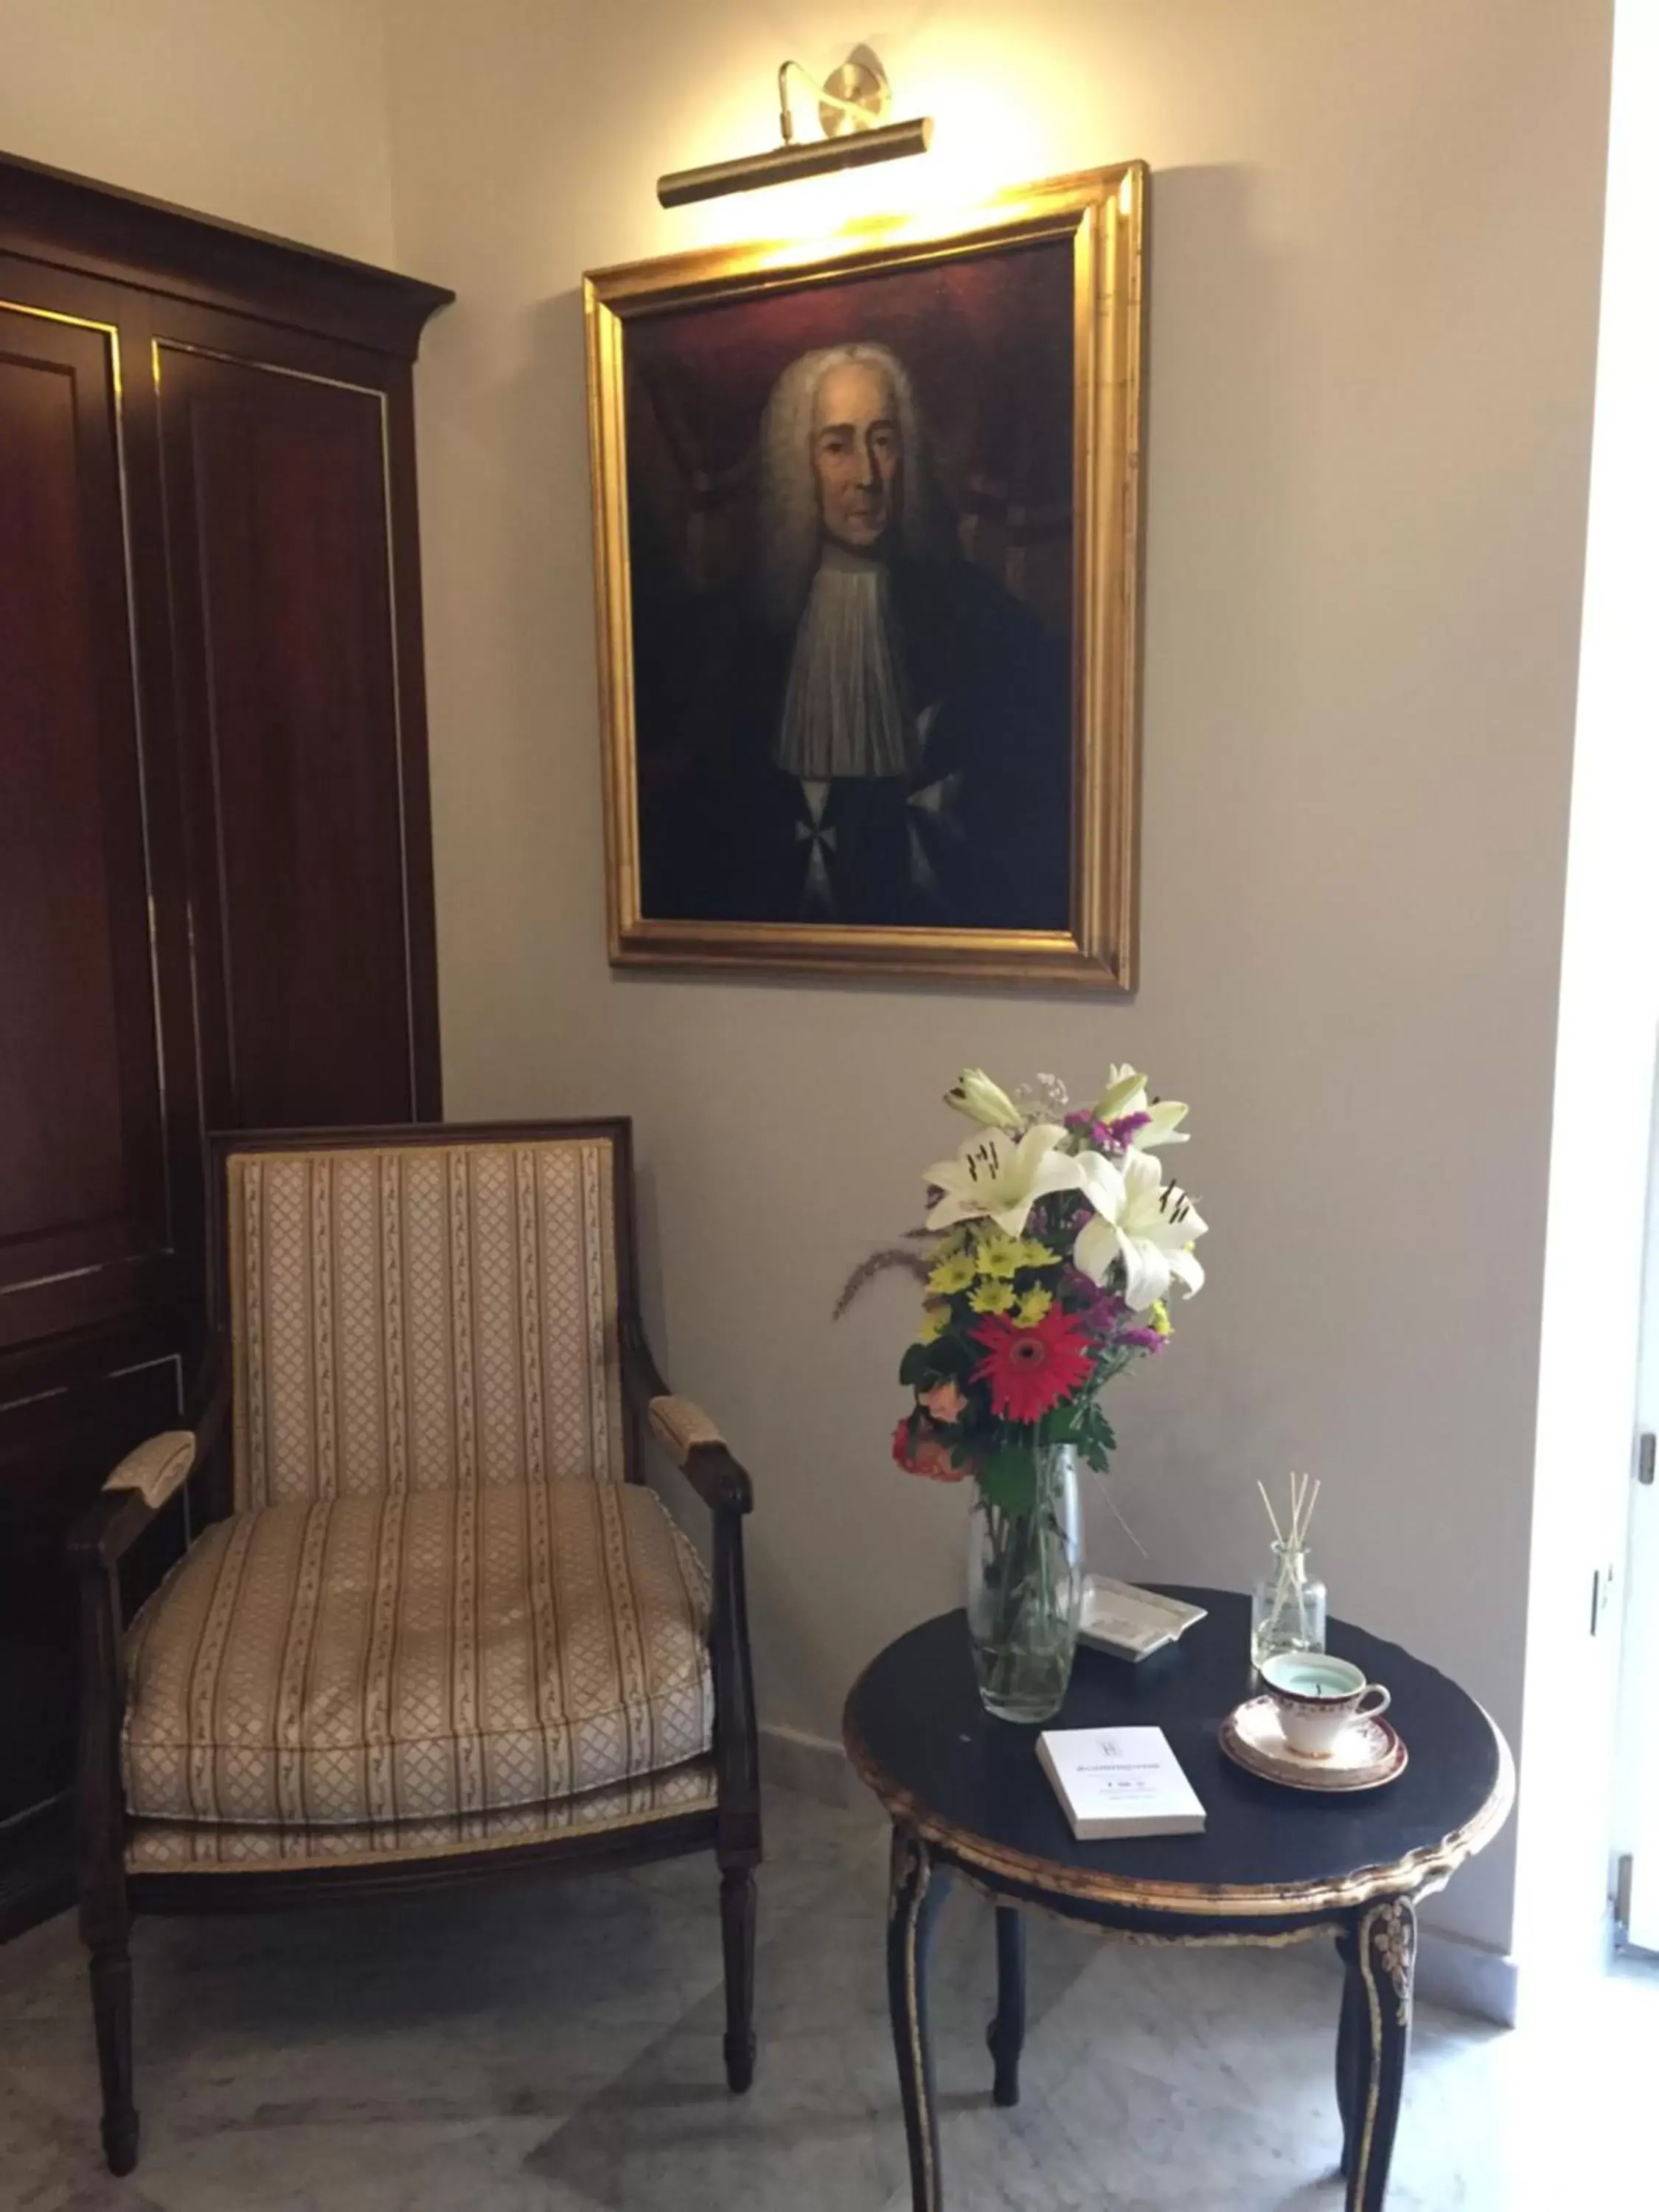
[{"left": 970, "top": 1307, "right": 1094, "bottom": 1422}]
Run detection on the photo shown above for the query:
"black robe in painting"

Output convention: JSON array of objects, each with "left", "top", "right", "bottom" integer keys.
[{"left": 632, "top": 554, "right": 1072, "bottom": 933}]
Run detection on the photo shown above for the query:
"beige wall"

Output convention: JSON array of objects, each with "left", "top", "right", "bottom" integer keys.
[
  {"left": 0, "top": 0, "right": 394, "bottom": 261},
  {"left": 0, "top": 0, "right": 1615, "bottom": 1969},
  {"left": 388, "top": 1, "right": 1613, "bottom": 1962}
]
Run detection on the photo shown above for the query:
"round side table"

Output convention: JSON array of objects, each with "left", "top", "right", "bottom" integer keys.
[{"left": 843, "top": 1592, "right": 1514, "bottom": 2212}]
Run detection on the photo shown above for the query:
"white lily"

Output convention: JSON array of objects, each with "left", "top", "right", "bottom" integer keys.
[
  {"left": 942, "top": 1068, "right": 1025, "bottom": 1134},
  {"left": 1095, "top": 1064, "right": 1145, "bottom": 1121},
  {"left": 1074, "top": 1147, "right": 1208, "bottom": 1309},
  {"left": 1094, "top": 1062, "right": 1190, "bottom": 1148},
  {"left": 924, "top": 1124, "right": 1083, "bottom": 1238}
]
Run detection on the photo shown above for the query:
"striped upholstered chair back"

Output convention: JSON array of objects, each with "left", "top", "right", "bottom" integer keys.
[{"left": 222, "top": 1131, "right": 630, "bottom": 1510}]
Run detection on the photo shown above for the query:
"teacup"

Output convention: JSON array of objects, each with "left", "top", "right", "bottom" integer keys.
[{"left": 1259, "top": 1652, "right": 1391, "bottom": 1760}]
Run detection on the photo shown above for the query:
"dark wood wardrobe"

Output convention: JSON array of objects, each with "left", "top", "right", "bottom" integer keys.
[{"left": 0, "top": 153, "right": 451, "bottom": 1933}]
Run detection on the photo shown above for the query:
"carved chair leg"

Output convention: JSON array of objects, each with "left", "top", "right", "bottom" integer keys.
[
  {"left": 720, "top": 1863, "right": 757, "bottom": 2093},
  {"left": 987, "top": 1903, "right": 1026, "bottom": 2107},
  {"left": 86, "top": 1926, "right": 138, "bottom": 2174}
]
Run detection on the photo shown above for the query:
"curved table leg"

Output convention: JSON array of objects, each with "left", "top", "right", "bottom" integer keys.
[
  {"left": 987, "top": 1904, "right": 1026, "bottom": 2107},
  {"left": 1346, "top": 1897, "right": 1416, "bottom": 2212},
  {"left": 1334, "top": 1924, "right": 1364, "bottom": 2177},
  {"left": 888, "top": 1825, "right": 950, "bottom": 2212}
]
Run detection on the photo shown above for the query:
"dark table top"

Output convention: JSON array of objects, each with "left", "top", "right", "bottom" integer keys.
[{"left": 843, "top": 1590, "right": 1513, "bottom": 1921}]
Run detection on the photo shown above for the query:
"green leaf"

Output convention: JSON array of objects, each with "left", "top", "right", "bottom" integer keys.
[
  {"left": 897, "top": 1343, "right": 933, "bottom": 1388},
  {"left": 899, "top": 1334, "right": 974, "bottom": 1390},
  {"left": 978, "top": 1445, "right": 1037, "bottom": 1517}
]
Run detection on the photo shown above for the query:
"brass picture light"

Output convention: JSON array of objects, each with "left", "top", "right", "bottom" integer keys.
[{"left": 657, "top": 49, "right": 933, "bottom": 208}]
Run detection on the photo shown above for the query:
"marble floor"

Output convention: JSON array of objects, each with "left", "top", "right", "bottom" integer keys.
[{"left": 1, "top": 1786, "right": 1648, "bottom": 2211}]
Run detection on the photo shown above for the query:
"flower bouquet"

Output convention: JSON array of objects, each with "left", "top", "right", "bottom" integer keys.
[{"left": 890, "top": 1065, "right": 1208, "bottom": 1722}]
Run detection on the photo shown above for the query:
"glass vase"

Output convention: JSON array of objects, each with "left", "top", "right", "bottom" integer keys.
[
  {"left": 965, "top": 1443, "right": 1085, "bottom": 1723},
  {"left": 1250, "top": 1540, "right": 1327, "bottom": 1671}
]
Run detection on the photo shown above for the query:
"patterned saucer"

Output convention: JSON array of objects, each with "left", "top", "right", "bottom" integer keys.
[{"left": 1220, "top": 1695, "right": 1408, "bottom": 1793}]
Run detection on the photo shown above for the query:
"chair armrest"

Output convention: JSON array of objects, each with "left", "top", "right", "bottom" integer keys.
[
  {"left": 105, "top": 1430, "right": 196, "bottom": 1510},
  {"left": 66, "top": 1335, "right": 231, "bottom": 1576},
  {"left": 69, "top": 1340, "right": 232, "bottom": 1891},
  {"left": 66, "top": 1487, "right": 162, "bottom": 1578},
  {"left": 619, "top": 1315, "right": 752, "bottom": 1516},
  {"left": 647, "top": 1394, "right": 723, "bottom": 1461},
  {"left": 648, "top": 1397, "right": 753, "bottom": 1517},
  {"left": 618, "top": 1315, "right": 759, "bottom": 1857}
]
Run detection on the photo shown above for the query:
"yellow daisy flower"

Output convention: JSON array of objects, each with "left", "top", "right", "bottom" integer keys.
[
  {"left": 1010, "top": 1237, "right": 1062, "bottom": 1271},
  {"left": 1012, "top": 1287, "right": 1054, "bottom": 1329},
  {"left": 973, "top": 1233, "right": 1026, "bottom": 1280},
  {"left": 918, "top": 1301, "right": 951, "bottom": 1343},
  {"left": 1149, "top": 1298, "right": 1173, "bottom": 1338},
  {"left": 969, "top": 1279, "right": 1016, "bottom": 1315},
  {"left": 927, "top": 1251, "right": 977, "bottom": 1295}
]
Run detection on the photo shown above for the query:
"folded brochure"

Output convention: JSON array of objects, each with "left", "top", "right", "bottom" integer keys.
[
  {"left": 1077, "top": 1579, "right": 1208, "bottom": 1661},
  {"left": 1037, "top": 1725, "right": 1206, "bottom": 1840}
]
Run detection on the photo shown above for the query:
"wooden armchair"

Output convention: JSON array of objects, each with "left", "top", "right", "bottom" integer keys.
[{"left": 66, "top": 1121, "right": 759, "bottom": 2174}]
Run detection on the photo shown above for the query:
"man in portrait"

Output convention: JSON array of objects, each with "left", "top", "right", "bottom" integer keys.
[{"left": 634, "top": 340, "right": 1072, "bottom": 931}]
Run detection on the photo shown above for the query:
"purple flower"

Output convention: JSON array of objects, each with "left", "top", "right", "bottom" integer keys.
[
  {"left": 1061, "top": 1268, "right": 1124, "bottom": 1329},
  {"left": 1064, "top": 1107, "right": 1152, "bottom": 1155},
  {"left": 1101, "top": 1110, "right": 1152, "bottom": 1150}
]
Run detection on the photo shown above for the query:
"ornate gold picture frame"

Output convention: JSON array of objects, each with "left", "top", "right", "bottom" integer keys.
[{"left": 583, "top": 163, "right": 1146, "bottom": 987}]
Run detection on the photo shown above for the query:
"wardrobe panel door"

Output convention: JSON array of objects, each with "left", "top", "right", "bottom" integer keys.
[
  {"left": 157, "top": 344, "right": 419, "bottom": 1129},
  {"left": 0, "top": 305, "right": 170, "bottom": 1350}
]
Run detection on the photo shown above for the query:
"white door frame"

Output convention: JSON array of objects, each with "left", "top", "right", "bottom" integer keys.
[{"left": 1614, "top": 1065, "right": 1659, "bottom": 1952}]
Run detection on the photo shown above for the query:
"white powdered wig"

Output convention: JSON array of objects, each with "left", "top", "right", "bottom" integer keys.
[{"left": 755, "top": 341, "right": 935, "bottom": 631}]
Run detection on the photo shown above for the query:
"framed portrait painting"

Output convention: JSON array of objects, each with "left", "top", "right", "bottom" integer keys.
[{"left": 583, "top": 163, "right": 1146, "bottom": 987}]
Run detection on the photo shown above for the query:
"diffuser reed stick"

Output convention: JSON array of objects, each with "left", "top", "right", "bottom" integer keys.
[{"left": 1255, "top": 1471, "right": 1324, "bottom": 1658}]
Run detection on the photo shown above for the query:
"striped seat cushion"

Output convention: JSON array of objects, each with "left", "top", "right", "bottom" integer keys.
[
  {"left": 122, "top": 1478, "right": 712, "bottom": 1827},
  {"left": 125, "top": 1761, "right": 718, "bottom": 1871}
]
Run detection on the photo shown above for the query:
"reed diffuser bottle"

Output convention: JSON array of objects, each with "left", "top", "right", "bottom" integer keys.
[{"left": 1251, "top": 1472, "right": 1327, "bottom": 1670}]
